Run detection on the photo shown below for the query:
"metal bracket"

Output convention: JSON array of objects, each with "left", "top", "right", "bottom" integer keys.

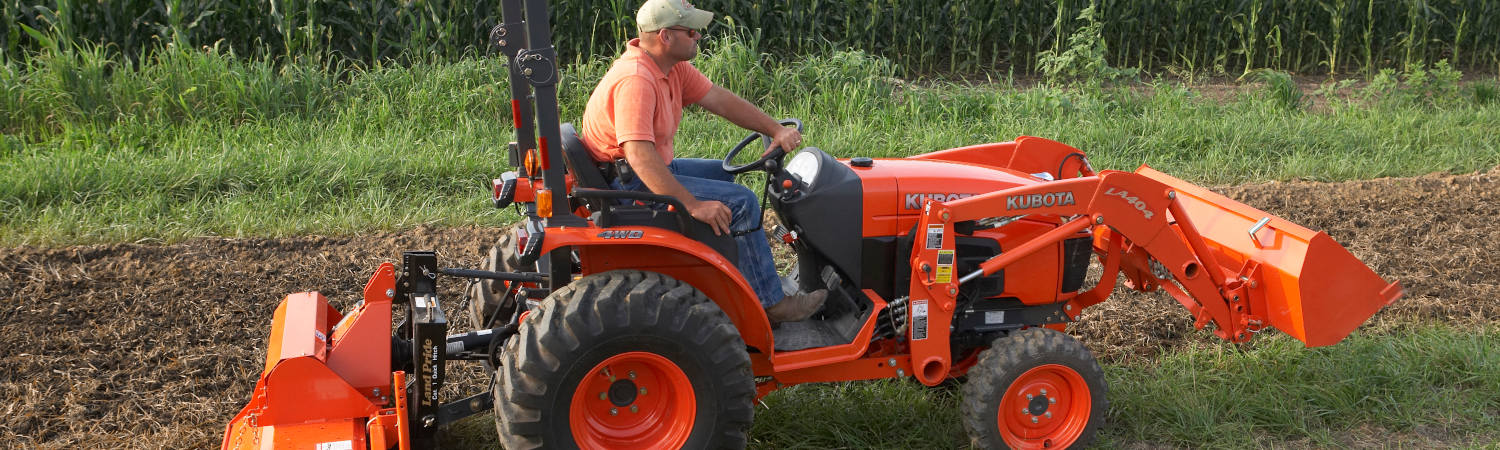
[
  {"left": 438, "top": 392, "right": 494, "bottom": 426},
  {"left": 408, "top": 292, "right": 447, "bottom": 446},
  {"left": 396, "top": 251, "right": 439, "bottom": 304},
  {"left": 490, "top": 21, "right": 525, "bottom": 52},
  {"left": 516, "top": 48, "right": 557, "bottom": 85}
]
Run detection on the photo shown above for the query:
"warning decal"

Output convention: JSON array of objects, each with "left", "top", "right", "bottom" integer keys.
[
  {"left": 935, "top": 250, "right": 954, "bottom": 283},
  {"left": 912, "top": 300, "right": 929, "bottom": 340},
  {"left": 925, "top": 224, "right": 944, "bottom": 249}
]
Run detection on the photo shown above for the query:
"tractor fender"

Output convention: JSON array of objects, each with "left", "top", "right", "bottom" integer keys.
[{"left": 538, "top": 226, "right": 776, "bottom": 354}]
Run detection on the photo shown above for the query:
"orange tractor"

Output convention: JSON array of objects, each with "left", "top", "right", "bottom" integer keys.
[{"left": 222, "top": 1, "right": 1402, "bottom": 448}]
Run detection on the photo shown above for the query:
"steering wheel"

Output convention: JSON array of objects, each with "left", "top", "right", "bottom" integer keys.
[{"left": 722, "top": 118, "right": 804, "bottom": 174}]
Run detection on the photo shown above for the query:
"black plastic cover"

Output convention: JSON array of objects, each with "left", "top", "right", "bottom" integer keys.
[
  {"left": 773, "top": 149, "right": 864, "bottom": 287},
  {"left": 1060, "top": 236, "right": 1093, "bottom": 293}
]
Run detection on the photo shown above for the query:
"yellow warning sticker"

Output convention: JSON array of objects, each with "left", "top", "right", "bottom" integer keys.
[{"left": 935, "top": 250, "right": 954, "bottom": 283}]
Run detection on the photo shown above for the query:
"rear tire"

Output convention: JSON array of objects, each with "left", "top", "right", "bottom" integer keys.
[
  {"left": 961, "top": 327, "right": 1107, "bottom": 449},
  {"left": 494, "top": 270, "right": 755, "bottom": 449},
  {"left": 468, "top": 229, "right": 523, "bottom": 329}
]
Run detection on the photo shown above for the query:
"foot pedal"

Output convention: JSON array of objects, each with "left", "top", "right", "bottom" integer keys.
[{"left": 816, "top": 267, "right": 859, "bottom": 320}]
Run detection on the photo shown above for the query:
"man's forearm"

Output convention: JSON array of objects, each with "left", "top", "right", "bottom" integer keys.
[
  {"left": 622, "top": 140, "right": 733, "bottom": 235},
  {"left": 623, "top": 141, "right": 695, "bottom": 203},
  {"left": 699, "top": 86, "right": 782, "bottom": 135}
]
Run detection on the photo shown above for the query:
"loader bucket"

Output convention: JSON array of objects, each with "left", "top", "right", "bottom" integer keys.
[{"left": 1137, "top": 166, "right": 1402, "bottom": 347}]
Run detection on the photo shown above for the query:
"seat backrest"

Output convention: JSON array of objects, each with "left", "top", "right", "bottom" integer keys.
[{"left": 560, "top": 123, "right": 610, "bottom": 190}]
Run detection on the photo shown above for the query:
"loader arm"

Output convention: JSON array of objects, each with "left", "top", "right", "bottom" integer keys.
[{"left": 903, "top": 169, "right": 1400, "bottom": 385}]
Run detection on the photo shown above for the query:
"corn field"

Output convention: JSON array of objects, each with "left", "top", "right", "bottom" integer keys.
[{"left": 3, "top": 0, "right": 1498, "bottom": 75}]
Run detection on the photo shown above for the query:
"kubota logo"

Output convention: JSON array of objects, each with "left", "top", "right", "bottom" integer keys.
[
  {"left": 597, "top": 230, "right": 644, "bottom": 239},
  {"left": 905, "top": 193, "right": 975, "bottom": 209},
  {"left": 1104, "top": 188, "right": 1155, "bottom": 219},
  {"left": 1005, "top": 191, "right": 1077, "bottom": 210}
]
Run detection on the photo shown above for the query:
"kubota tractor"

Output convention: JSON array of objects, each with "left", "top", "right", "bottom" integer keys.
[{"left": 221, "top": 1, "right": 1403, "bottom": 448}]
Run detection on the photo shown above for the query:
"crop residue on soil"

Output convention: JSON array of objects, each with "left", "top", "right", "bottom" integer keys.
[{"left": 2, "top": 169, "right": 1496, "bottom": 447}]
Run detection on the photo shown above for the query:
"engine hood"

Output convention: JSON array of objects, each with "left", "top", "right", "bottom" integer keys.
[{"left": 850, "top": 158, "right": 1044, "bottom": 237}]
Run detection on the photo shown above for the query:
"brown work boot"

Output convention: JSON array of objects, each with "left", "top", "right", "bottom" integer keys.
[{"left": 765, "top": 289, "right": 827, "bottom": 323}]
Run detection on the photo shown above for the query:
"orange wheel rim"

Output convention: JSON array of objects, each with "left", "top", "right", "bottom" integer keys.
[
  {"left": 997, "top": 364, "right": 1091, "bottom": 449},
  {"left": 570, "top": 351, "right": 695, "bottom": 449}
]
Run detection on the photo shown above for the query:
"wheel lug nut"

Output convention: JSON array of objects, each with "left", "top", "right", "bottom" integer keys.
[
  {"left": 610, "top": 408, "right": 618, "bottom": 416},
  {"left": 1031, "top": 417, "right": 1039, "bottom": 424},
  {"left": 640, "top": 387, "right": 647, "bottom": 395},
  {"left": 1026, "top": 394, "right": 1033, "bottom": 400},
  {"left": 1022, "top": 408, "right": 1030, "bottom": 415},
  {"left": 629, "top": 370, "right": 636, "bottom": 379},
  {"left": 1045, "top": 412, "right": 1052, "bottom": 418},
  {"left": 1040, "top": 389, "right": 1048, "bottom": 396},
  {"left": 1049, "top": 397, "right": 1056, "bottom": 404},
  {"left": 630, "top": 405, "right": 638, "bottom": 413},
  {"left": 599, "top": 392, "right": 607, "bottom": 400}
]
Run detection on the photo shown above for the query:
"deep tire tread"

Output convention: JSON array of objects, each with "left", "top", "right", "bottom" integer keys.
[
  {"left": 960, "top": 327, "right": 1108, "bottom": 450},
  {"left": 495, "top": 270, "right": 755, "bottom": 449}
]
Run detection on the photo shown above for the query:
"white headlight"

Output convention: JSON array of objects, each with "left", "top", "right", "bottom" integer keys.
[{"left": 785, "top": 151, "right": 821, "bottom": 188}]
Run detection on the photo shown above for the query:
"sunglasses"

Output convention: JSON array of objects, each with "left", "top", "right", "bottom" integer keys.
[{"left": 660, "top": 26, "right": 704, "bottom": 39}]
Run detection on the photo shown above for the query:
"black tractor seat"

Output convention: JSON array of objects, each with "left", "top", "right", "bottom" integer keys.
[{"left": 558, "top": 123, "right": 739, "bottom": 262}]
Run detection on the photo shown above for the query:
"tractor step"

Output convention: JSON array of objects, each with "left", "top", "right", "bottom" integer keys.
[
  {"left": 772, "top": 267, "right": 871, "bottom": 351},
  {"left": 772, "top": 306, "right": 871, "bottom": 351}
]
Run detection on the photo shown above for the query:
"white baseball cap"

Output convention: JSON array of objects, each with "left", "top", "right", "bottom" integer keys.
[{"left": 637, "top": 0, "right": 714, "bottom": 32}]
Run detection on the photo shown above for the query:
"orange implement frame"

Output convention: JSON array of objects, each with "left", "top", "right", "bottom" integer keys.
[
  {"left": 1135, "top": 166, "right": 1402, "bottom": 346},
  {"left": 223, "top": 263, "right": 409, "bottom": 450}
]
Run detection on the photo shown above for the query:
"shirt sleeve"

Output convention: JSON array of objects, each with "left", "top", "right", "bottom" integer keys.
[
  {"left": 612, "top": 75, "right": 657, "bottom": 145},
  {"left": 678, "top": 63, "right": 715, "bottom": 105}
]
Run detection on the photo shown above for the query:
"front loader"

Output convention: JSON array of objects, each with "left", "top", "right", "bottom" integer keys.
[{"left": 222, "top": 0, "right": 1403, "bottom": 448}]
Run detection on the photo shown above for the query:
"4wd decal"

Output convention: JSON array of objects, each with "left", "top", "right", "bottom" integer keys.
[
  {"left": 905, "top": 193, "right": 976, "bottom": 210},
  {"left": 1005, "top": 191, "right": 1076, "bottom": 211},
  {"left": 596, "top": 230, "right": 645, "bottom": 239},
  {"left": 1104, "top": 188, "right": 1155, "bottom": 219}
]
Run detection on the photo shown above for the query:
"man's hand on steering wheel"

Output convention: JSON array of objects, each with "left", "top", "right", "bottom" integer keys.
[
  {"left": 764, "top": 127, "right": 802, "bottom": 157},
  {"left": 724, "top": 118, "right": 804, "bottom": 174}
]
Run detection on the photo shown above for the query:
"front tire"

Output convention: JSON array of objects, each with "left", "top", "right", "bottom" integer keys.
[
  {"left": 494, "top": 270, "right": 755, "bottom": 449},
  {"left": 961, "top": 327, "right": 1107, "bottom": 449}
]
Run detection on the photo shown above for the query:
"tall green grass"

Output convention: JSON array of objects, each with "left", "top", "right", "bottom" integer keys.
[
  {"left": 5, "top": 0, "right": 1500, "bottom": 76},
  {"left": 1102, "top": 325, "right": 1500, "bottom": 447},
  {"left": 2, "top": 35, "right": 1498, "bottom": 246}
]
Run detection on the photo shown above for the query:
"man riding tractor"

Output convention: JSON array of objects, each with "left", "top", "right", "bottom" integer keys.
[{"left": 580, "top": 0, "right": 827, "bottom": 324}]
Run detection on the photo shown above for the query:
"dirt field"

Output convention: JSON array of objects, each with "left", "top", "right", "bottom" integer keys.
[{"left": 2, "top": 168, "right": 1496, "bottom": 448}]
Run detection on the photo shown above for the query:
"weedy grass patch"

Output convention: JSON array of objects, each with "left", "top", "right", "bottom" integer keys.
[{"left": 2, "top": 35, "right": 1498, "bottom": 246}]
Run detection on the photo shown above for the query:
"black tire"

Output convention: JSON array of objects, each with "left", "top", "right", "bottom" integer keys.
[
  {"left": 468, "top": 229, "right": 524, "bottom": 330},
  {"left": 494, "top": 270, "right": 755, "bottom": 449},
  {"left": 961, "top": 327, "right": 1107, "bottom": 449}
]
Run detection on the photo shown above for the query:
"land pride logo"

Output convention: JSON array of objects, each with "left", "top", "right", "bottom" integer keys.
[
  {"left": 1006, "top": 191, "right": 1077, "bottom": 210},
  {"left": 905, "top": 193, "right": 976, "bottom": 209}
]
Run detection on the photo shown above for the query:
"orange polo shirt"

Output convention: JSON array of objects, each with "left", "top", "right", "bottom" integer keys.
[{"left": 581, "top": 39, "right": 714, "bottom": 164}]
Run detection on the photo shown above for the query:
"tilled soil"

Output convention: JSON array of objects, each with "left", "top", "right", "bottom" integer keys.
[{"left": 2, "top": 169, "right": 1496, "bottom": 448}]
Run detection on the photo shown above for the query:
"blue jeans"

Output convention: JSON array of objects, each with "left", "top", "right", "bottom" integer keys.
[{"left": 610, "top": 158, "right": 785, "bottom": 308}]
